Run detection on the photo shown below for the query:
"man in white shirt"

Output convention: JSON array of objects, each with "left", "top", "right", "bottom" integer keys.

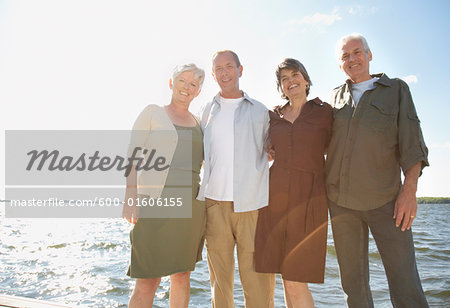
[{"left": 198, "top": 50, "right": 274, "bottom": 308}]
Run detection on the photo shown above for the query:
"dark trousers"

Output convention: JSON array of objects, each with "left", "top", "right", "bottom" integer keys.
[{"left": 329, "top": 200, "right": 429, "bottom": 308}]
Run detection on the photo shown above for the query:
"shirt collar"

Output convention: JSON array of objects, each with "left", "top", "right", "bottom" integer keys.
[
  {"left": 274, "top": 97, "right": 323, "bottom": 116},
  {"left": 345, "top": 73, "right": 392, "bottom": 88},
  {"left": 212, "top": 91, "right": 254, "bottom": 106}
]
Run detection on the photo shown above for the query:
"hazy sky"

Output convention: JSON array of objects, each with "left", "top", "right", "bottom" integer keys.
[{"left": 1, "top": 0, "right": 449, "bottom": 197}]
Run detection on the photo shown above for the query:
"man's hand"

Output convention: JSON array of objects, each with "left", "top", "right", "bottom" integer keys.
[
  {"left": 393, "top": 187, "right": 417, "bottom": 231},
  {"left": 267, "top": 145, "right": 275, "bottom": 162},
  {"left": 393, "top": 162, "right": 422, "bottom": 231}
]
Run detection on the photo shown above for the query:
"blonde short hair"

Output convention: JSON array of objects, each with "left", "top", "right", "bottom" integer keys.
[{"left": 172, "top": 63, "right": 205, "bottom": 89}]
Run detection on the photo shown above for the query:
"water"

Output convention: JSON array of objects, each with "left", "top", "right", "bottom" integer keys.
[{"left": 1, "top": 204, "right": 449, "bottom": 307}]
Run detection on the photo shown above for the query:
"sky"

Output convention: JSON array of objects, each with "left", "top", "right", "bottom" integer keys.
[{"left": 1, "top": 0, "right": 449, "bottom": 197}]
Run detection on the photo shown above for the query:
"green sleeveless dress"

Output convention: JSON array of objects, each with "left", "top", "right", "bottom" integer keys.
[{"left": 127, "top": 123, "right": 205, "bottom": 278}]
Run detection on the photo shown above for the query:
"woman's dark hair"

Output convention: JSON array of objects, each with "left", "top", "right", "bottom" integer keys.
[{"left": 276, "top": 58, "right": 312, "bottom": 100}]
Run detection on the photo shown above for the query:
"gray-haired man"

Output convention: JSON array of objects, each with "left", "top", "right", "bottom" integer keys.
[{"left": 326, "top": 33, "right": 429, "bottom": 308}]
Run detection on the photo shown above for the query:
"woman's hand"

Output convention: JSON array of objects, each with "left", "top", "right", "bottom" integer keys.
[{"left": 122, "top": 187, "right": 138, "bottom": 224}]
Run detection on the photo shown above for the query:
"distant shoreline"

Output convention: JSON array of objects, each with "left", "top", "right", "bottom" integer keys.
[{"left": 417, "top": 197, "right": 450, "bottom": 204}]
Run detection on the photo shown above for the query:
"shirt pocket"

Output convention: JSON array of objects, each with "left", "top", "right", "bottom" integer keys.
[
  {"left": 364, "top": 100, "right": 397, "bottom": 132},
  {"left": 331, "top": 104, "right": 350, "bottom": 134}
]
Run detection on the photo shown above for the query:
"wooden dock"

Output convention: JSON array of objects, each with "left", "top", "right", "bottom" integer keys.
[{"left": 0, "top": 294, "right": 75, "bottom": 308}]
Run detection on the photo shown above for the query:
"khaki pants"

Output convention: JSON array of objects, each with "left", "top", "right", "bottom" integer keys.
[{"left": 205, "top": 198, "right": 275, "bottom": 308}]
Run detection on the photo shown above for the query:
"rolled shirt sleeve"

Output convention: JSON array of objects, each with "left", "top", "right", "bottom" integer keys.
[{"left": 397, "top": 80, "right": 429, "bottom": 173}]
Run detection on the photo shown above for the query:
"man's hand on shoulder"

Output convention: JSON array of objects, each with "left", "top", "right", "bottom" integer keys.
[{"left": 267, "top": 144, "right": 275, "bottom": 162}]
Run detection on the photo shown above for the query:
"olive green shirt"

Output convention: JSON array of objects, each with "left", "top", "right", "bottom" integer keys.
[{"left": 325, "top": 73, "right": 429, "bottom": 210}]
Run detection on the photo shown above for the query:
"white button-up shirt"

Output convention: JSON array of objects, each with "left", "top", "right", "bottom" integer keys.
[{"left": 197, "top": 92, "right": 270, "bottom": 212}]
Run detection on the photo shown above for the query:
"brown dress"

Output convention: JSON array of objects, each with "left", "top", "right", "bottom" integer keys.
[{"left": 255, "top": 98, "right": 333, "bottom": 283}]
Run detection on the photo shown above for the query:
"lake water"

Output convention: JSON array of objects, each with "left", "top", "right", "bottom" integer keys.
[{"left": 1, "top": 203, "right": 449, "bottom": 307}]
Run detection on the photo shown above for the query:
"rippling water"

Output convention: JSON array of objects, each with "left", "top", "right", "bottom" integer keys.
[{"left": 1, "top": 204, "right": 449, "bottom": 307}]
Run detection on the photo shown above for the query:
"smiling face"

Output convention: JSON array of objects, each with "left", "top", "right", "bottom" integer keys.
[
  {"left": 212, "top": 51, "right": 243, "bottom": 98},
  {"left": 279, "top": 68, "right": 309, "bottom": 100},
  {"left": 338, "top": 38, "right": 372, "bottom": 83},
  {"left": 169, "top": 70, "right": 201, "bottom": 104}
]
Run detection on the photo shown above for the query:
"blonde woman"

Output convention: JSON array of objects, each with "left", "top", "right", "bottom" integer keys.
[{"left": 123, "top": 64, "right": 205, "bottom": 308}]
